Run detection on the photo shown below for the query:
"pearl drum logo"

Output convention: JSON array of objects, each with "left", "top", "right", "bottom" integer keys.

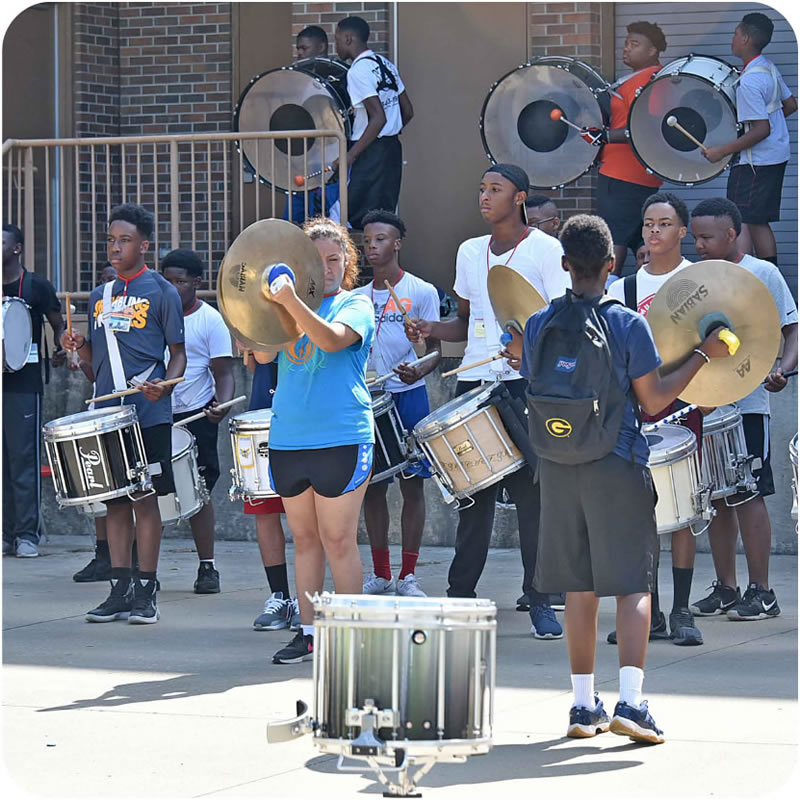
[
  {"left": 545, "top": 418, "right": 572, "bottom": 438},
  {"left": 78, "top": 445, "right": 106, "bottom": 490}
]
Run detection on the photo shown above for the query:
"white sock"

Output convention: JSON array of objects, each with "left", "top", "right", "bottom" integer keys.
[
  {"left": 619, "top": 666, "right": 644, "bottom": 708},
  {"left": 200, "top": 559, "right": 215, "bottom": 568},
  {"left": 571, "top": 674, "right": 595, "bottom": 709},
  {"left": 302, "top": 624, "right": 314, "bottom": 637}
]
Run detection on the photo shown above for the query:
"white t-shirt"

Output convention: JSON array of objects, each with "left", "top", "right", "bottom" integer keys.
[
  {"left": 167, "top": 301, "right": 233, "bottom": 413},
  {"left": 453, "top": 228, "right": 569, "bottom": 381},
  {"left": 607, "top": 258, "right": 693, "bottom": 317},
  {"left": 355, "top": 271, "right": 440, "bottom": 393},
  {"left": 736, "top": 55, "right": 792, "bottom": 166},
  {"left": 347, "top": 50, "right": 405, "bottom": 141},
  {"left": 732, "top": 254, "right": 798, "bottom": 416}
]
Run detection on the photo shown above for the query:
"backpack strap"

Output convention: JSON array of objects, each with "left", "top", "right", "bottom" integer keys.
[
  {"left": 623, "top": 273, "right": 637, "bottom": 311},
  {"left": 363, "top": 54, "right": 399, "bottom": 93}
]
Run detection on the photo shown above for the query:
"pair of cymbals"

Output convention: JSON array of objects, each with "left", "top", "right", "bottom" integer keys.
[
  {"left": 647, "top": 260, "right": 781, "bottom": 406},
  {"left": 217, "top": 219, "right": 324, "bottom": 349},
  {"left": 487, "top": 264, "right": 547, "bottom": 333}
]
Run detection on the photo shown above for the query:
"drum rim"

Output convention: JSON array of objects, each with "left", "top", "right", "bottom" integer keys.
[
  {"left": 413, "top": 382, "right": 501, "bottom": 440},
  {"left": 43, "top": 406, "right": 139, "bottom": 438},
  {"left": 646, "top": 423, "right": 698, "bottom": 465},
  {"left": 171, "top": 424, "right": 196, "bottom": 459},
  {"left": 701, "top": 404, "right": 742, "bottom": 434},
  {"left": 232, "top": 64, "right": 351, "bottom": 190},
  {"left": 371, "top": 390, "right": 395, "bottom": 415},
  {"left": 790, "top": 433, "right": 798, "bottom": 462},
  {"left": 627, "top": 56, "right": 739, "bottom": 186},
  {"left": 479, "top": 58, "right": 607, "bottom": 190},
  {"left": 313, "top": 592, "right": 497, "bottom": 617},
  {"left": 229, "top": 409, "right": 274, "bottom": 432}
]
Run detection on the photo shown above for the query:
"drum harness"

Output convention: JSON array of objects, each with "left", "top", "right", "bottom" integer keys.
[{"left": 730, "top": 59, "right": 782, "bottom": 170}]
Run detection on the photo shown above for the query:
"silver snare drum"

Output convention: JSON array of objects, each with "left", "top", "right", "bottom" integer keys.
[
  {"left": 701, "top": 406, "right": 757, "bottom": 501},
  {"left": 2, "top": 296, "right": 33, "bottom": 372},
  {"left": 268, "top": 595, "right": 496, "bottom": 797},
  {"left": 159, "top": 426, "right": 208, "bottom": 523},
  {"left": 228, "top": 409, "right": 278, "bottom": 500},
  {"left": 43, "top": 407, "right": 152, "bottom": 506},
  {"left": 790, "top": 434, "right": 797, "bottom": 523},
  {"left": 647, "top": 424, "right": 712, "bottom": 534}
]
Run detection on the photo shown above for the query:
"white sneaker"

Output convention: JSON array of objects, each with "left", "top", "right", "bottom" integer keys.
[
  {"left": 362, "top": 572, "right": 397, "bottom": 595},
  {"left": 15, "top": 539, "right": 39, "bottom": 558},
  {"left": 396, "top": 574, "right": 427, "bottom": 597},
  {"left": 289, "top": 598, "right": 301, "bottom": 631}
]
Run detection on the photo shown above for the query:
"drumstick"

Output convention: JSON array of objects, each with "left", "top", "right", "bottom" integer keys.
[
  {"left": 175, "top": 395, "right": 247, "bottom": 425},
  {"left": 293, "top": 167, "right": 331, "bottom": 187},
  {"left": 666, "top": 116, "right": 705, "bottom": 150},
  {"left": 85, "top": 377, "right": 185, "bottom": 405},
  {"left": 763, "top": 369, "right": 798, "bottom": 384},
  {"left": 366, "top": 351, "right": 440, "bottom": 387},
  {"left": 441, "top": 353, "right": 504, "bottom": 379},
  {"left": 383, "top": 279, "right": 414, "bottom": 328},
  {"left": 65, "top": 293, "right": 79, "bottom": 366}
]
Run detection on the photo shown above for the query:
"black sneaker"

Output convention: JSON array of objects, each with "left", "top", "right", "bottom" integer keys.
[
  {"left": 669, "top": 607, "right": 703, "bottom": 646},
  {"left": 129, "top": 578, "right": 160, "bottom": 624},
  {"left": 272, "top": 631, "right": 313, "bottom": 664},
  {"left": 726, "top": 583, "right": 781, "bottom": 621},
  {"left": 516, "top": 594, "right": 530, "bottom": 612},
  {"left": 607, "top": 610, "right": 670, "bottom": 644},
  {"left": 73, "top": 555, "right": 112, "bottom": 583},
  {"left": 86, "top": 578, "right": 133, "bottom": 622},
  {"left": 193, "top": 562, "right": 220, "bottom": 594},
  {"left": 690, "top": 580, "right": 740, "bottom": 616},
  {"left": 567, "top": 695, "right": 610, "bottom": 738},
  {"left": 610, "top": 700, "right": 665, "bottom": 744}
]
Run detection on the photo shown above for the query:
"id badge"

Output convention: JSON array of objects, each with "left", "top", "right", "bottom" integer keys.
[
  {"left": 107, "top": 311, "right": 133, "bottom": 332},
  {"left": 474, "top": 318, "right": 486, "bottom": 338},
  {"left": 25, "top": 343, "right": 39, "bottom": 364}
]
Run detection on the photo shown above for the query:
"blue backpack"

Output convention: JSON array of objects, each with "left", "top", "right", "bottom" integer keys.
[{"left": 525, "top": 290, "right": 631, "bottom": 464}]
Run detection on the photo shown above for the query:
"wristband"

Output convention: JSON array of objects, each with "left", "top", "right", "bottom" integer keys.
[{"left": 693, "top": 348, "right": 710, "bottom": 364}]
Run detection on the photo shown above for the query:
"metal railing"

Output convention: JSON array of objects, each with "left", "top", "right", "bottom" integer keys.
[{"left": 2, "top": 130, "right": 348, "bottom": 301}]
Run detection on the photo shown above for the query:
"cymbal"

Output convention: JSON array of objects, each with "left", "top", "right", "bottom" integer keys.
[
  {"left": 487, "top": 264, "right": 547, "bottom": 333},
  {"left": 217, "top": 218, "right": 324, "bottom": 349},
  {"left": 646, "top": 260, "right": 781, "bottom": 406}
]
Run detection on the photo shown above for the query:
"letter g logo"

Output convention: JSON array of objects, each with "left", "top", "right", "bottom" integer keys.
[{"left": 545, "top": 418, "right": 572, "bottom": 438}]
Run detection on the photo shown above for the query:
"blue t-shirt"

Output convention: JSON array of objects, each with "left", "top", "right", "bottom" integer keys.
[
  {"left": 269, "top": 290, "right": 376, "bottom": 449},
  {"left": 87, "top": 268, "right": 184, "bottom": 428},
  {"left": 249, "top": 359, "right": 278, "bottom": 410},
  {"left": 520, "top": 299, "right": 661, "bottom": 465}
]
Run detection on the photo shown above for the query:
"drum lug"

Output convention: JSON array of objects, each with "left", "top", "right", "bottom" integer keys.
[
  {"left": 266, "top": 699, "right": 313, "bottom": 743},
  {"left": 345, "top": 699, "right": 399, "bottom": 732}
]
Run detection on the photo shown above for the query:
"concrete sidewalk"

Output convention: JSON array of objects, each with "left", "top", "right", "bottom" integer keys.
[{"left": 2, "top": 536, "right": 797, "bottom": 799}]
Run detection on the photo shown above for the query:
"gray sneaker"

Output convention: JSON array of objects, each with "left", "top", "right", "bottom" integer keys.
[
  {"left": 289, "top": 598, "right": 301, "bottom": 631},
  {"left": 15, "top": 539, "right": 39, "bottom": 558},
  {"left": 253, "top": 591, "right": 292, "bottom": 631},
  {"left": 396, "top": 574, "right": 427, "bottom": 597},
  {"left": 362, "top": 572, "right": 396, "bottom": 594}
]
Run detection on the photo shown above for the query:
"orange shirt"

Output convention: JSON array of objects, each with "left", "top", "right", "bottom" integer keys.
[{"left": 599, "top": 64, "right": 663, "bottom": 188}]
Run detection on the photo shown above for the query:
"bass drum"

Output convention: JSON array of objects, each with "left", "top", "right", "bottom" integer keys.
[
  {"left": 480, "top": 57, "right": 611, "bottom": 189},
  {"left": 233, "top": 58, "right": 352, "bottom": 193},
  {"left": 628, "top": 54, "right": 740, "bottom": 185}
]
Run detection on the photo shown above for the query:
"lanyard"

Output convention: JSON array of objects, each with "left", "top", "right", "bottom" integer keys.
[
  {"left": 18, "top": 268, "right": 24, "bottom": 298},
  {"left": 118, "top": 265, "right": 147, "bottom": 299},
  {"left": 486, "top": 228, "right": 530, "bottom": 273}
]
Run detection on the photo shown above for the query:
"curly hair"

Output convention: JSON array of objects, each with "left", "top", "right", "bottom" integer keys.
[
  {"left": 559, "top": 214, "right": 614, "bottom": 279},
  {"left": 627, "top": 21, "right": 667, "bottom": 53},
  {"left": 302, "top": 217, "right": 360, "bottom": 290}
]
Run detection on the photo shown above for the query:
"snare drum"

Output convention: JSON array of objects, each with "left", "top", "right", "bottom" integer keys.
[
  {"left": 647, "top": 424, "right": 711, "bottom": 534},
  {"left": 413, "top": 383, "right": 525, "bottom": 502},
  {"left": 2, "top": 296, "right": 33, "bottom": 372},
  {"left": 158, "top": 426, "right": 208, "bottom": 523},
  {"left": 371, "top": 391, "right": 410, "bottom": 483},
  {"left": 701, "top": 405, "right": 757, "bottom": 499},
  {"left": 43, "top": 407, "right": 151, "bottom": 507},
  {"left": 628, "top": 54, "right": 740, "bottom": 185},
  {"left": 268, "top": 594, "right": 496, "bottom": 793},
  {"left": 790, "top": 434, "right": 797, "bottom": 522},
  {"left": 480, "top": 56, "right": 611, "bottom": 189},
  {"left": 228, "top": 409, "right": 278, "bottom": 501}
]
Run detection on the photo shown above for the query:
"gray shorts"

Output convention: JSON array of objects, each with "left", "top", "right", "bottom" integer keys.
[{"left": 533, "top": 453, "right": 659, "bottom": 597}]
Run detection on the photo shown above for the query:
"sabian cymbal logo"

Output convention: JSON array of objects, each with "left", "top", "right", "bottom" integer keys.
[
  {"left": 545, "top": 418, "right": 572, "bottom": 438},
  {"left": 665, "top": 278, "right": 709, "bottom": 324},
  {"left": 236, "top": 264, "right": 247, "bottom": 293}
]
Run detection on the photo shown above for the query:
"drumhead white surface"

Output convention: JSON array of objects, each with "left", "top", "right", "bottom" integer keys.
[
  {"left": 2, "top": 297, "right": 33, "bottom": 371},
  {"left": 229, "top": 408, "right": 273, "bottom": 432},
  {"left": 646, "top": 424, "right": 697, "bottom": 466},
  {"left": 414, "top": 383, "right": 498, "bottom": 440},
  {"left": 43, "top": 406, "right": 139, "bottom": 438},
  {"left": 171, "top": 425, "right": 195, "bottom": 458}
]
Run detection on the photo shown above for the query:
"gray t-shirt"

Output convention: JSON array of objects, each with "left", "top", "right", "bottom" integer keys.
[{"left": 87, "top": 268, "right": 184, "bottom": 428}]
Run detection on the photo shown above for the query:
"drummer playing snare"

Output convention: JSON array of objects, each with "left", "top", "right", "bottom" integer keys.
[
  {"left": 62, "top": 204, "right": 186, "bottom": 626},
  {"left": 404, "top": 164, "right": 569, "bottom": 639}
]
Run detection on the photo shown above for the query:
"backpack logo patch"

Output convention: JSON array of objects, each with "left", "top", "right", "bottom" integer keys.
[
  {"left": 555, "top": 356, "right": 577, "bottom": 373},
  {"left": 545, "top": 418, "right": 572, "bottom": 438}
]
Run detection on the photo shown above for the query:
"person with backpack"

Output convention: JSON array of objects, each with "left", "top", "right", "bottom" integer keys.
[
  {"left": 333, "top": 16, "right": 414, "bottom": 228},
  {"left": 505, "top": 214, "right": 728, "bottom": 743}
]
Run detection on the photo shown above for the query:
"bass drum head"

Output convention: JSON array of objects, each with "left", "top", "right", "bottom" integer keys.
[
  {"left": 234, "top": 65, "right": 350, "bottom": 192},
  {"left": 481, "top": 58, "right": 608, "bottom": 189},
  {"left": 628, "top": 56, "right": 739, "bottom": 185},
  {"left": 2, "top": 297, "right": 32, "bottom": 372}
]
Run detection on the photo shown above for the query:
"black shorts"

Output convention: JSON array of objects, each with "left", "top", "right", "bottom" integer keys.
[
  {"left": 726, "top": 162, "right": 787, "bottom": 224},
  {"left": 269, "top": 444, "right": 374, "bottom": 499},
  {"left": 738, "top": 413, "right": 775, "bottom": 498},
  {"left": 596, "top": 174, "right": 656, "bottom": 254},
  {"left": 534, "top": 453, "right": 659, "bottom": 597},
  {"left": 106, "top": 422, "right": 174, "bottom": 505},
  {"left": 173, "top": 406, "right": 221, "bottom": 492}
]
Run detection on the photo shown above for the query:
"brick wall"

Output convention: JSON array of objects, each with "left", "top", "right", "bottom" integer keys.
[
  {"left": 291, "top": 2, "right": 389, "bottom": 56},
  {"left": 528, "top": 2, "right": 609, "bottom": 219}
]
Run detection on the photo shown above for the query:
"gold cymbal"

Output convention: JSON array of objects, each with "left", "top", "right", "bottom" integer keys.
[
  {"left": 646, "top": 260, "right": 781, "bottom": 406},
  {"left": 487, "top": 264, "right": 547, "bottom": 333},
  {"left": 217, "top": 218, "right": 324, "bottom": 349}
]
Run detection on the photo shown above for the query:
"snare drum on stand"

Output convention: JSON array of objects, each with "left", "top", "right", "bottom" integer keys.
[
  {"left": 371, "top": 391, "right": 411, "bottom": 483},
  {"left": 268, "top": 594, "right": 496, "bottom": 798},
  {"left": 701, "top": 406, "right": 758, "bottom": 502},
  {"left": 2, "top": 296, "right": 33, "bottom": 372},
  {"left": 43, "top": 407, "right": 152, "bottom": 507},
  {"left": 413, "top": 383, "right": 526, "bottom": 505},
  {"left": 646, "top": 424, "right": 713, "bottom": 535},
  {"left": 228, "top": 409, "right": 278, "bottom": 501}
]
